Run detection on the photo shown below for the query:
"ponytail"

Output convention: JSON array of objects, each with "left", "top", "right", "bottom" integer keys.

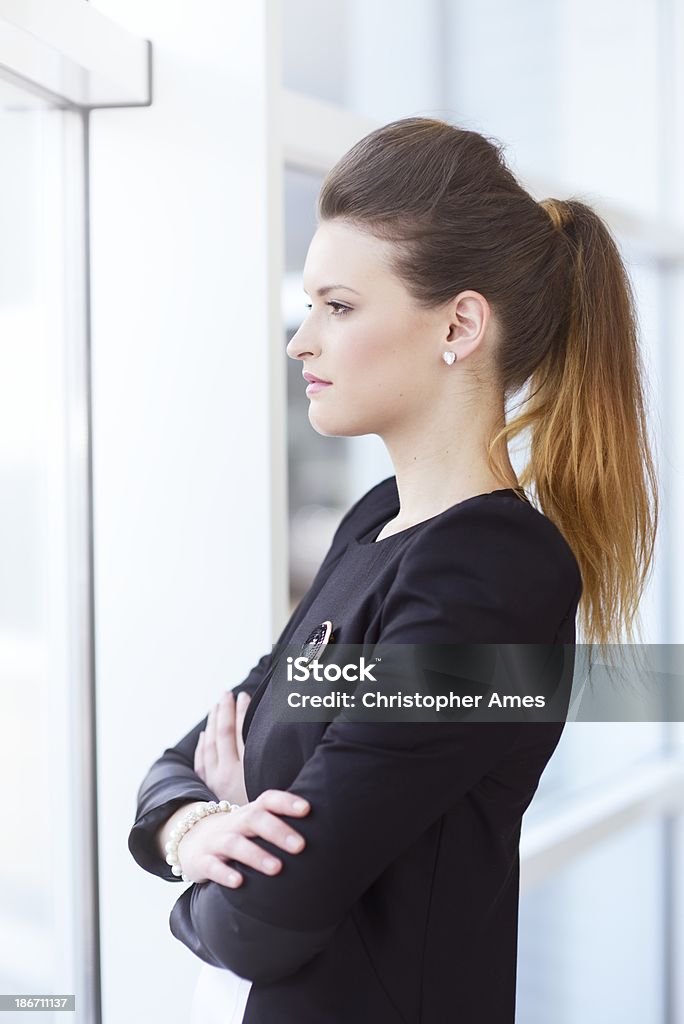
[{"left": 489, "top": 198, "right": 660, "bottom": 651}]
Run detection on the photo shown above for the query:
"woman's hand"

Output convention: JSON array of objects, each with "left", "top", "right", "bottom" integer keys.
[
  {"left": 194, "top": 689, "right": 252, "bottom": 805},
  {"left": 176, "top": 790, "right": 311, "bottom": 887}
]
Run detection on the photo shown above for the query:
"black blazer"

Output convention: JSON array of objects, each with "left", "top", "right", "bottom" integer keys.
[{"left": 129, "top": 478, "right": 582, "bottom": 1023}]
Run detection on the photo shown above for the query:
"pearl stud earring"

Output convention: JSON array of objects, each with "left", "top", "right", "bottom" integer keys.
[{"left": 443, "top": 351, "right": 456, "bottom": 365}]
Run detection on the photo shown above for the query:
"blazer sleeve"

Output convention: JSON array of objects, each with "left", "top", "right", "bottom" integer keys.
[
  {"left": 167, "top": 502, "right": 573, "bottom": 982},
  {"left": 127, "top": 650, "right": 274, "bottom": 882}
]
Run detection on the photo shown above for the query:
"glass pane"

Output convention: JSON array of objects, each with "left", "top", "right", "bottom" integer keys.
[
  {"left": 529, "top": 722, "right": 670, "bottom": 810},
  {"left": 517, "top": 818, "right": 665, "bottom": 1023},
  {"left": 281, "top": 0, "right": 444, "bottom": 121},
  {"left": 0, "top": 99, "right": 90, "bottom": 1019}
]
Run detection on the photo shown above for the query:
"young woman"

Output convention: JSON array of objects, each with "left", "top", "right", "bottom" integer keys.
[{"left": 128, "top": 117, "right": 658, "bottom": 1023}]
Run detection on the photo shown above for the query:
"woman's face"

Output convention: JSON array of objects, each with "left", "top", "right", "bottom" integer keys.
[{"left": 286, "top": 219, "right": 464, "bottom": 439}]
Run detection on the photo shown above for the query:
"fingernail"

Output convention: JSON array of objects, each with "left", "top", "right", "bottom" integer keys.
[
  {"left": 286, "top": 835, "right": 303, "bottom": 851},
  {"left": 293, "top": 799, "right": 308, "bottom": 812}
]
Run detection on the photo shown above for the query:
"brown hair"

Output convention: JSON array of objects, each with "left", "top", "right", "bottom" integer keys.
[{"left": 317, "top": 116, "right": 659, "bottom": 652}]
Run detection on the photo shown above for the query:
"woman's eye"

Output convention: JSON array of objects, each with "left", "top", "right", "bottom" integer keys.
[{"left": 304, "top": 301, "right": 351, "bottom": 317}]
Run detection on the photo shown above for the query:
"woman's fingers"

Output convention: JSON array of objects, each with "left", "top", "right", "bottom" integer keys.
[
  {"left": 256, "top": 789, "right": 311, "bottom": 819},
  {"left": 186, "top": 792, "right": 311, "bottom": 890},
  {"left": 237, "top": 791, "right": 310, "bottom": 852},
  {"left": 207, "top": 857, "right": 243, "bottom": 888},
  {"left": 203, "top": 701, "right": 218, "bottom": 772},
  {"left": 215, "top": 690, "right": 241, "bottom": 762},
  {"left": 194, "top": 690, "right": 249, "bottom": 798},
  {"left": 193, "top": 730, "right": 206, "bottom": 779},
  {"left": 214, "top": 798, "right": 310, "bottom": 886},
  {"left": 235, "top": 691, "right": 251, "bottom": 760},
  {"left": 220, "top": 831, "right": 285, "bottom": 879}
]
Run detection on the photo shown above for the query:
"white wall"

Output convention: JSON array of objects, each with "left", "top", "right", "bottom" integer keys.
[{"left": 88, "top": 2, "right": 285, "bottom": 1021}]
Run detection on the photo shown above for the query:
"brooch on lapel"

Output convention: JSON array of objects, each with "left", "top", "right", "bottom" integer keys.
[{"left": 299, "top": 620, "right": 335, "bottom": 665}]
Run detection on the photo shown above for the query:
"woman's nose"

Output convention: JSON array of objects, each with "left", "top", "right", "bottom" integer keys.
[{"left": 286, "top": 327, "right": 315, "bottom": 361}]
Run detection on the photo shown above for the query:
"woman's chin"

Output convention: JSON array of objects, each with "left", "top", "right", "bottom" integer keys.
[{"left": 307, "top": 408, "right": 359, "bottom": 438}]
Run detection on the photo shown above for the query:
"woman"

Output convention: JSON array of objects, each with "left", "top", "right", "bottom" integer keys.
[{"left": 128, "top": 117, "right": 658, "bottom": 1023}]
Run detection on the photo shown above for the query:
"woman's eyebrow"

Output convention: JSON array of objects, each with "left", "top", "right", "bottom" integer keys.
[{"left": 302, "top": 284, "right": 361, "bottom": 297}]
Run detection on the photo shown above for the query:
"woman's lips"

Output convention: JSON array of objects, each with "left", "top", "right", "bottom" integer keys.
[{"left": 306, "top": 381, "right": 333, "bottom": 395}]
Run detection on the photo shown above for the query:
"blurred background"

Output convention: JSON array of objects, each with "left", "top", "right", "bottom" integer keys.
[{"left": 1, "top": 1, "right": 683, "bottom": 1022}]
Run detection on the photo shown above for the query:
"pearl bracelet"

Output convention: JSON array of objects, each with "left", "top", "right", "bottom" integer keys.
[{"left": 165, "top": 799, "right": 241, "bottom": 882}]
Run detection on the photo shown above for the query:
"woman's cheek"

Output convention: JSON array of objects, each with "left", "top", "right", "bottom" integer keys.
[{"left": 340, "top": 331, "right": 372, "bottom": 370}]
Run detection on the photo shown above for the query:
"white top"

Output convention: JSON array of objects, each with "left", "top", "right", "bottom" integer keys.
[{"left": 190, "top": 962, "right": 252, "bottom": 1024}]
